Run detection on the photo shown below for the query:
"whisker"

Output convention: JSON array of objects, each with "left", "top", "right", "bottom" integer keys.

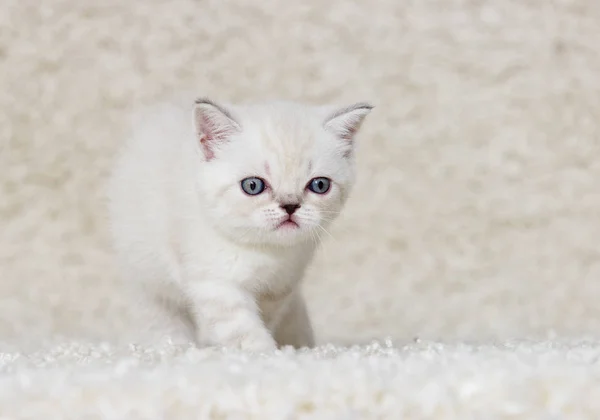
[
  {"left": 319, "top": 218, "right": 341, "bottom": 228},
  {"left": 308, "top": 227, "right": 320, "bottom": 247},
  {"left": 311, "top": 227, "right": 334, "bottom": 261},
  {"left": 312, "top": 230, "right": 320, "bottom": 247},
  {"left": 316, "top": 224, "right": 336, "bottom": 242}
]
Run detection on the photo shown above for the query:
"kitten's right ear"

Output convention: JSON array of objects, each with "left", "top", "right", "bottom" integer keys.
[
  {"left": 323, "top": 102, "right": 374, "bottom": 143},
  {"left": 193, "top": 98, "right": 241, "bottom": 161}
]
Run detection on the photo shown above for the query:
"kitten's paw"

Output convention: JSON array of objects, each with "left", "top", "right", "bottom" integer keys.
[{"left": 235, "top": 334, "right": 278, "bottom": 353}]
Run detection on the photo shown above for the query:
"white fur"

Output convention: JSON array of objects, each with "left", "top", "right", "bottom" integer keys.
[{"left": 107, "top": 99, "right": 372, "bottom": 351}]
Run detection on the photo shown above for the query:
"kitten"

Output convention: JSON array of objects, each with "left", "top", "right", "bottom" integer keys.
[{"left": 107, "top": 98, "right": 373, "bottom": 351}]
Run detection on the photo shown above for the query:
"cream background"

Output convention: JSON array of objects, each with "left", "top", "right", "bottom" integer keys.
[{"left": 2, "top": 0, "right": 600, "bottom": 350}]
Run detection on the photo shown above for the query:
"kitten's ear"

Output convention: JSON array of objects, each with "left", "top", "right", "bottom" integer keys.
[
  {"left": 323, "top": 102, "right": 374, "bottom": 142},
  {"left": 193, "top": 98, "right": 241, "bottom": 160}
]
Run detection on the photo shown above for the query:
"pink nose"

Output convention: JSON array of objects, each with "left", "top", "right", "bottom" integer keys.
[{"left": 281, "top": 203, "right": 300, "bottom": 215}]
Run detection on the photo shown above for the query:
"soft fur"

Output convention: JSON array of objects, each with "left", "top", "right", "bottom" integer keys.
[{"left": 107, "top": 99, "right": 372, "bottom": 350}]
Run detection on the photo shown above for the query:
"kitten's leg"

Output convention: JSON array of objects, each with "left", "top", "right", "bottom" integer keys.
[
  {"left": 188, "top": 282, "right": 277, "bottom": 351},
  {"left": 272, "top": 292, "right": 315, "bottom": 349}
]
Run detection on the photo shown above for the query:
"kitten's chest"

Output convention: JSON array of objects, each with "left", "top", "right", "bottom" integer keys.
[
  {"left": 229, "top": 249, "right": 306, "bottom": 295},
  {"left": 187, "top": 242, "right": 310, "bottom": 297}
]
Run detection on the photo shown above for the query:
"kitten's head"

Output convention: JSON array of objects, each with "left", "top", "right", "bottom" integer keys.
[{"left": 192, "top": 98, "right": 373, "bottom": 248}]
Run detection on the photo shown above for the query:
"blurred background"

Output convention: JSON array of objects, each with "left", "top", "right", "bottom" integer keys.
[{"left": 1, "top": 0, "right": 600, "bottom": 349}]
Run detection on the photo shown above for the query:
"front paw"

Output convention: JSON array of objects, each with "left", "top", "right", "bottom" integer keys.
[{"left": 236, "top": 333, "right": 278, "bottom": 352}]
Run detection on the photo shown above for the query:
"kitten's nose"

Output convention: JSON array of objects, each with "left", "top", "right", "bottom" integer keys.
[{"left": 281, "top": 203, "right": 300, "bottom": 215}]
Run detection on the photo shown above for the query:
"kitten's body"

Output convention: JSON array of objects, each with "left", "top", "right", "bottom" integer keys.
[{"left": 108, "top": 99, "right": 372, "bottom": 351}]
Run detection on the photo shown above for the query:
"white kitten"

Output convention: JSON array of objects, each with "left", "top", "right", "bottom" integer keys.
[{"left": 107, "top": 98, "right": 373, "bottom": 351}]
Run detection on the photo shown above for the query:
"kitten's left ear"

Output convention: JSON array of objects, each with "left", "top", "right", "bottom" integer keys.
[
  {"left": 323, "top": 102, "right": 374, "bottom": 142},
  {"left": 194, "top": 98, "right": 241, "bottom": 161}
]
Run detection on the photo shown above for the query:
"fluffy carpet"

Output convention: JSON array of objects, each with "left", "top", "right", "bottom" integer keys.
[
  {"left": 3, "top": 338, "right": 600, "bottom": 418},
  {"left": 2, "top": 0, "right": 600, "bottom": 417}
]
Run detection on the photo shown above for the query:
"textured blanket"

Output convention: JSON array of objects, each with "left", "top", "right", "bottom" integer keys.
[{"left": 3, "top": 339, "right": 600, "bottom": 418}]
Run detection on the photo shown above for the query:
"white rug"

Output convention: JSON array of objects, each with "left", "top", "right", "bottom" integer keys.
[
  {"left": 2, "top": 0, "right": 600, "bottom": 417},
  {"left": 2, "top": 338, "right": 600, "bottom": 418}
]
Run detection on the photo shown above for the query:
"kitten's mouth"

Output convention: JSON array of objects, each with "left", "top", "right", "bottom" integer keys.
[{"left": 276, "top": 218, "right": 299, "bottom": 230}]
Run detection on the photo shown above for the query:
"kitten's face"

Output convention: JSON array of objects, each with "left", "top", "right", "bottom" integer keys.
[{"left": 194, "top": 100, "right": 372, "bottom": 247}]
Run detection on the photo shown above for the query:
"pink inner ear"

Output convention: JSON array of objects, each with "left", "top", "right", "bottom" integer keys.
[
  {"left": 199, "top": 134, "right": 215, "bottom": 161},
  {"left": 199, "top": 114, "right": 228, "bottom": 142},
  {"left": 325, "top": 103, "right": 372, "bottom": 144},
  {"left": 197, "top": 111, "right": 237, "bottom": 161},
  {"left": 341, "top": 125, "right": 358, "bottom": 141},
  {"left": 198, "top": 114, "right": 219, "bottom": 161}
]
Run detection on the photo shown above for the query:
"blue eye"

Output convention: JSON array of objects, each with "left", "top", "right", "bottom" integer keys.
[
  {"left": 240, "top": 177, "right": 266, "bottom": 195},
  {"left": 307, "top": 177, "right": 331, "bottom": 194}
]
